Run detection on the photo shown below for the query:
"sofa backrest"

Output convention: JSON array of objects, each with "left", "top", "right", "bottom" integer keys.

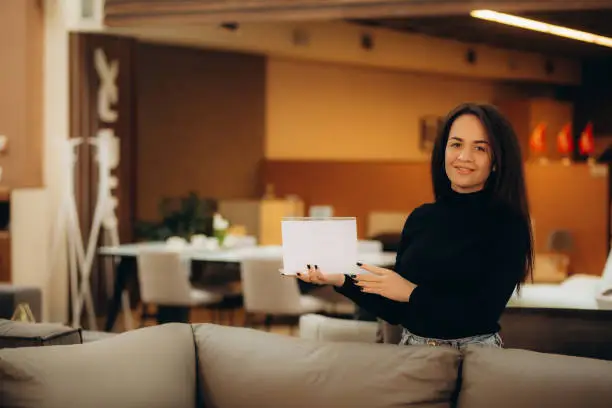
[
  {"left": 3, "top": 321, "right": 612, "bottom": 408},
  {"left": 0, "top": 323, "right": 198, "bottom": 408},
  {"left": 458, "top": 345, "right": 612, "bottom": 408},
  {"left": 193, "top": 323, "right": 461, "bottom": 408}
]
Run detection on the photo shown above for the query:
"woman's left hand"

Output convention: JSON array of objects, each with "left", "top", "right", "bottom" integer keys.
[{"left": 353, "top": 264, "right": 416, "bottom": 302}]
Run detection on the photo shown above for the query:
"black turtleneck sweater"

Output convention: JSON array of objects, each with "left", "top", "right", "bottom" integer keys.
[{"left": 335, "top": 189, "right": 530, "bottom": 340}]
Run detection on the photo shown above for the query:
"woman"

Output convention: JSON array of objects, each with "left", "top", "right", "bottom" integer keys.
[{"left": 297, "top": 102, "right": 533, "bottom": 349}]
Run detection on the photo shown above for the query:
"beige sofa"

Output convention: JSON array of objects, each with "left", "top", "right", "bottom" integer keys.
[{"left": 1, "top": 322, "right": 611, "bottom": 408}]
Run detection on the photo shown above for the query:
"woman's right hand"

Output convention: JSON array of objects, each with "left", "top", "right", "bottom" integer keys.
[{"left": 296, "top": 264, "right": 346, "bottom": 287}]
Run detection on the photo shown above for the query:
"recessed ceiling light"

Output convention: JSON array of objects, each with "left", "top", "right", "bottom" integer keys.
[{"left": 470, "top": 9, "right": 612, "bottom": 48}]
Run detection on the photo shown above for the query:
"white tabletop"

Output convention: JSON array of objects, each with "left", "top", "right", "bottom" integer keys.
[{"left": 98, "top": 242, "right": 397, "bottom": 267}]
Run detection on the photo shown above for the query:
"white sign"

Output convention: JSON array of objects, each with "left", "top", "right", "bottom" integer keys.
[
  {"left": 281, "top": 217, "right": 359, "bottom": 276},
  {"left": 93, "top": 47, "right": 120, "bottom": 225},
  {"left": 94, "top": 48, "right": 119, "bottom": 124}
]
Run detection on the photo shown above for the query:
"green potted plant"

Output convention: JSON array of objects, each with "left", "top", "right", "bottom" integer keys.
[
  {"left": 134, "top": 192, "right": 217, "bottom": 241},
  {"left": 213, "top": 213, "right": 230, "bottom": 247}
]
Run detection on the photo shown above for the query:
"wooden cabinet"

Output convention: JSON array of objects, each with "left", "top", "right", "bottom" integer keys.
[
  {"left": 0, "top": 232, "right": 10, "bottom": 282},
  {"left": 496, "top": 98, "right": 573, "bottom": 161},
  {"left": 219, "top": 198, "right": 305, "bottom": 245},
  {"left": 0, "top": 0, "right": 43, "bottom": 188}
]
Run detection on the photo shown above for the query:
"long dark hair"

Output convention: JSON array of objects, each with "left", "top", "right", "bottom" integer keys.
[{"left": 430, "top": 102, "right": 534, "bottom": 289}]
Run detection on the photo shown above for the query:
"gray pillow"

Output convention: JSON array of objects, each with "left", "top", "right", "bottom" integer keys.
[
  {"left": 0, "top": 319, "right": 82, "bottom": 348},
  {"left": 0, "top": 323, "right": 197, "bottom": 408},
  {"left": 458, "top": 345, "right": 612, "bottom": 408},
  {"left": 194, "top": 323, "right": 460, "bottom": 408}
]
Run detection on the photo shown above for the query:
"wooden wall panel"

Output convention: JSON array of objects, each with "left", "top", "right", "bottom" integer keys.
[
  {"left": 135, "top": 43, "right": 265, "bottom": 222},
  {"left": 262, "top": 160, "right": 434, "bottom": 236},
  {"left": 0, "top": 232, "right": 11, "bottom": 282},
  {"left": 262, "top": 160, "right": 609, "bottom": 276},
  {"left": 69, "top": 33, "right": 138, "bottom": 312},
  {"left": 0, "top": 0, "right": 43, "bottom": 188},
  {"left": 526, "top": 163, "right": 609, "bottom": 279},
  {"left": 266, "top": 58, "right": 526, "bottom": 162},
  {"left": 496, "top": 98, "right": 574, "bottom": 161},
  {"left": 70, "top": 33, "right": 137, "bottom": 245}
]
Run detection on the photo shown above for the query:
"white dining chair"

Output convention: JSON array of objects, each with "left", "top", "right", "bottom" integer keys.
[
  {"left": 136, "top": 249, "right": 223, "bottom": 326},
  {"left": 240, "top": 257, "right": 334, "bottom": 331},
  {"left": 308, "top": 285, "right": 357, "bottom": 315},
  {"left": 357, "top": 240, "right": 384, "bottom": 253},
  {"left": 230, "top": 235, "right": 257, "bottom": 248}
]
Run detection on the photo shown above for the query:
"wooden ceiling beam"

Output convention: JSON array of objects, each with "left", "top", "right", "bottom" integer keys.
[{"left": 104, "top": 0, "right": 612, "bottom": 26}]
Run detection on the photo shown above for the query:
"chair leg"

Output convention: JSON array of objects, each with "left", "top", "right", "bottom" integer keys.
[
  {"left": 140, "top": 304, "right": 160, "bottom": 327},
  {"left": 264, "top": 314, "right": 272, "bottom": 331},
  {"left": 218, "top": 309, "right": 225, "bottom": 325},
  {"left": 212, "top": 308, "right": 221, "bottom": 324},
  {"left": 140, "top": 304, "right": 148, "bottom": 328},
  {"left": 210, "top": 308, "right": 217, "bottom": 324},
  {"left": 217, "top": 308, "right": 223, "bottom": 324}
]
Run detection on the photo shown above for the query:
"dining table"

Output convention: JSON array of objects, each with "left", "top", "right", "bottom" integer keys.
[{"left": 98, "top": 241, "right": 397, "bottom": 332}]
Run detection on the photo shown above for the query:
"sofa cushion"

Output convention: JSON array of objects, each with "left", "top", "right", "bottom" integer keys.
[
  {"left": 194, "top": 323, "right": 460, "bottom": 408},
  {"left": 0, "top": 323, "right": 197, "bottom": 408},
  {"left": 298, "top": 313, "right": 378, "bottom": 343},
  {"left": 458, "top": 346, "right": 612, "bottom": 408},
  {"left": 0, "top": 319, "right": 82, "bottom": 348}
]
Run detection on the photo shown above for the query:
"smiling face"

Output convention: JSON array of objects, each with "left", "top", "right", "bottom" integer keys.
[{"left": 444, "top": 114, "right": 493, "bottom": 193}]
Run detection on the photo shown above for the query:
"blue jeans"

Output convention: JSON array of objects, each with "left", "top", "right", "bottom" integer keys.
[{"left": 400, "top": 328, "right": 503, "bottom": 349}]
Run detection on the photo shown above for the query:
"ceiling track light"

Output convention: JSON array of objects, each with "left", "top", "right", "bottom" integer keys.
[{"left": 470, "top": 9, "right": 612, "bottom": 48}]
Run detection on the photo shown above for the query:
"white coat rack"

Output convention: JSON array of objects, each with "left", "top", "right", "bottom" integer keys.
[
  {"left": 49, "top": 129, "right": 127, "bottom": 330},
  {"left": 49, "top": 137, "right": 94, "bottom": 329}
]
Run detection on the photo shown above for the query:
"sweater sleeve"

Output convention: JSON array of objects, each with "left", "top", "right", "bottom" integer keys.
[
  {"left": 333, "top": 276, "right": 410, "bottom": 325},
  {"left": 333, "top": 209, "right": 420, "bottom": 325}
]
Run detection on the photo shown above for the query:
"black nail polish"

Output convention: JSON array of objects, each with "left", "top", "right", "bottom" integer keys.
[
  {"left": 297, "top": 272, "right": 301, "bottom": 276},
  {"left": 315, "top": 265, "right": 319, "bottom": 270},
  {"left": 307, "top": 264, "right": 311, "bottom": 269},
  {"left": 356, "top": 262, "right": 362, "bottom": 266}
]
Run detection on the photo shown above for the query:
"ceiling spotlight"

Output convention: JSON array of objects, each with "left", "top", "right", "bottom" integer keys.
[{"left": 470, "top": 9, "right": 612, "bottom": 48}]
